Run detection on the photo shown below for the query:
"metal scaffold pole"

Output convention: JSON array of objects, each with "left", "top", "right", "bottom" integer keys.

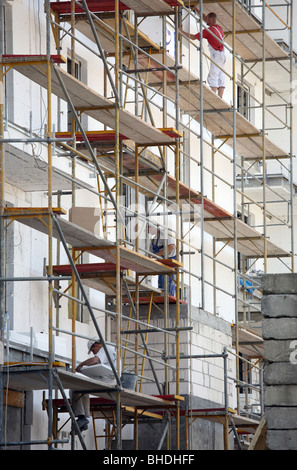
[
  {"left": 174, "top": 6, "right": 181, "bottom": 450},
  {"left": 289, "top": 0, "right": 294, "bottom": 273},
  {"left": 114, "top": 0, "right": 122, "bottom": 451},
  {"left": 45, "top": 0, "right": 54, "bottom": 449},
  {"left": 162, "top": 14, "right": 169, "bottom": 401},
  {"left": 0, "top": 0, "right": 5, "bottom": 447},
  {"left": 199, "top": 0, "right": 205, "bottom": 311},
  {"left": 262, "top": 1, "right": 267, "bottom": 274},
  {"left": 71, "top": 0, "right": 77, "bottom": 375},
  {"left": 232, "top": 0, "right": 239, "bottom": 416}
]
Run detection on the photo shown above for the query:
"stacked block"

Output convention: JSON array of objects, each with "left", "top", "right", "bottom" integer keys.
[{"left": 262, "top": 274, "right": 297, "bottom": 450}]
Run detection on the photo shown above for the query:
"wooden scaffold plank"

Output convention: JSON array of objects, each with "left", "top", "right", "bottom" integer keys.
[
  {"left": 122, "top": 171, "right": 289, "bottom": 259},
  {"left": 1, "top": 55, "right": 176, "bottom": 146},
  {"left": 7, "top": 209, "right": 177, "bottom": 275},
  {"left": 2, "top": 367, "right": 178, "bottom": 408},
  {"left": 128, "top": 52, "right": 288, "bottom": 160},
  {"left": 50, "top": 0, "right": 183, "bottom": 16}
]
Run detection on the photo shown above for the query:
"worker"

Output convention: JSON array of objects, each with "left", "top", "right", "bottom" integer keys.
[
  {"left": 70, "top": 339, "right": 117, "bottom": 433},
  {"left": 179, "top": 8, "right": 226, "bottom": 98},
  {"left": 148, "top": 223, "right": 176, "bottom": 297}
]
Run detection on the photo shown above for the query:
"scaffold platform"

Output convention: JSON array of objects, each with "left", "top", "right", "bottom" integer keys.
[
  {"left": 1, "top": 55, "right": 177, "bottom": 147},
  {"left": 50, "top": 0, "right": 184, "bottom": 16},
  {"left": 4, "top": 208, "right": 178, "bottom": 275},
  {"left": 2, "top": 365, "right": 180, "bottom": 409}
]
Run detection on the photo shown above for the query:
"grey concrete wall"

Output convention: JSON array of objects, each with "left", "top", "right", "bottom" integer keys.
[
  {"left": 135, "top": 395, "right": 231, "bottom": 451},
  {"left": 116, "top": 303, "right": 234, "bottom": 450},
  {"left": 262, "top": 274, "right": 297, "bottom": 450}
]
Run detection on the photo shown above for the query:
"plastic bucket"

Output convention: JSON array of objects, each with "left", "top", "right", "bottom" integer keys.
[{"left": 121, "top": 372, "right": 137, "bottom": 390}]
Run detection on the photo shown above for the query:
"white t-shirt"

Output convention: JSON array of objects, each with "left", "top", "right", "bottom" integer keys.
[{"left": 95, "top": 345, "right": 117, "bottom": 379}]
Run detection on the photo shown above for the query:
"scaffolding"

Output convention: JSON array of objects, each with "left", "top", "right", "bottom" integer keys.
[{"left": 0, "top": 0, "right": 294, "bottom": 450}]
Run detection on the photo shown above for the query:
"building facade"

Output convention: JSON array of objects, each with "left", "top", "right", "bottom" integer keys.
[{"left": 0, "top": 0, "right": 295, "bottom": 450}]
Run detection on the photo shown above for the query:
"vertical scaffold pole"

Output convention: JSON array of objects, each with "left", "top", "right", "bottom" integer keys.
[
  {"left": 162, "top": 15, "right": 169, "bottom": 399},
  {"left": 0, "top": 0, "right": 5, "bottom": 447},
  {"left": 174, "top": 6, "right": 180, "bottom": 451},
  {"left": 232, "top": 0, "right": 239, "bottom": 415},
  {"left": 115, "top": 0, "right": 122, "bottom": 451},
  {"left": 199, "top": 0, "right": 205, "bottom": 312},
  {"left": 134, "top": 13, "right": 140, "bottom": 389},
  {"left": 71, "top": 249, "right": 77, "bottom": 372},
  {"left": 135, "top": 144, "right": 139, "bottom": 389},
  {"left": 262, "top": 1, "right": 267, "bottom": 274},
  {"left": 163, "top": 15, "right": 170, "bottom": 449},
  {"left": 289, "top": 1, "right": 294, "bottom": 273},
  {"left": 45, "top": 0, "right": 54, "bottom": 449},
  {"left": 223, "top": 347, "right": 229, "bottom": 450},
  {"left": 211, "top": 135, "right": 216, "bottom": 315},
  {"left": 70, "top": 0, "right": 77, "bottom": 374}
]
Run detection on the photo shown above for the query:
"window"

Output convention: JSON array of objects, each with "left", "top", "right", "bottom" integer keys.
[
  {"left": 67, "top": 57, "right": 81, "bottom": 80},
  {"left": 239, "top": 353, "right": 252, "bottom": 394},
  {"left": 68, "top": 253, "right": 90, "bottom": 324},
  {"left": 182, "top": 284, "right": 190, "bottom": 304},
  {"left": 240, "top": 0, "right": 252, "bottom": 14},
  {"left": 122, "top": 183, "right": 136, "bottom": 246},
  {"left": 4, "top": 202, "right": 14, "bottom": 330},
  {"left": 237, "top": 83, "right": 250, "bottom": 121},
  {"left": 2, "top": 2, "right": 14, "bottom": 122},
  {"left": 237, "top": 211, "right": 250, "bottom": 272},
  {"left": 181, "top": 130, "right": 190, "bottom": 187},
  {"left": 67, "top": 57, "right": 82, "bottom": 132},
  {"left": 123, "top": 183, "right": 131, "bottom": 240}
]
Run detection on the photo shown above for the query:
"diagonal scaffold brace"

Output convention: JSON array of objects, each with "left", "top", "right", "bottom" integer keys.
[{"left": 51, "top": 213, "right": 122, "bottom": 387}]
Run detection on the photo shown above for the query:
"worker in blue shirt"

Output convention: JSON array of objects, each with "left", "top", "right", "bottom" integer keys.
[{"left": 148, "top": 224, "right": 176, "bottom": 297}]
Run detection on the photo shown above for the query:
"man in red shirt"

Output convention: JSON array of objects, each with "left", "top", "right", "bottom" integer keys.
[{"left": 179, "top": 8, "right": 226, "bottom": 98}]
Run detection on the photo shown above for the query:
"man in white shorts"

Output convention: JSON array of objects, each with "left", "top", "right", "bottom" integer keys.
[{"left": 180, "top": 9, "right": 226, "bottom": 98}]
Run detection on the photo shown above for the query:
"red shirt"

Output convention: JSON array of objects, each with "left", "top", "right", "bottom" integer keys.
[{"left": 195, "top": 25, "right": 224, "bottom": 51}]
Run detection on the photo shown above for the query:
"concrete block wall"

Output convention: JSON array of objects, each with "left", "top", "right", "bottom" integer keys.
[
  {"left": 188, "top": 307, "right": 235, "bottom": 407},
  {"left": 262, "top": 274, "right": 297, "bottom": 450},
  {"left": 112, "top": 302, "right": 235, "bottom": 449},
  {"left": 118, "top": 305, "right": 191, "bottom": 396},
  {"left": 117, "top": 303, "right": 234, "bottom": 402}
]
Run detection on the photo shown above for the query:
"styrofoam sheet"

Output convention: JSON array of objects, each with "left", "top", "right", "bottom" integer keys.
[{"left": 79, "top": 364, "right": 114, "bottom": 380}]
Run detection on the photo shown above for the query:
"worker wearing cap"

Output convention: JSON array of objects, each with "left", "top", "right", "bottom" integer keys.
[
  {"left": 179, "top": 9, "right": 226, "bottom": 98},
  {"left": 70, "top": 339, "right": 117, "bottom": 433},
  {"left": 148, "top": 224, "right": 176, "bottom": 297},
  {"left": 76, "top": 339, "right": 116, "bottom": 377}
]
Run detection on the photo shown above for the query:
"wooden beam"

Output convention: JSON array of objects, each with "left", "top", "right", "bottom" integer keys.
[
  {"left": 248, "top": 416, "right": 268, "bottom": 450},
  {"left": 3, "top": 207, "right": 66, "bottom": 217}
]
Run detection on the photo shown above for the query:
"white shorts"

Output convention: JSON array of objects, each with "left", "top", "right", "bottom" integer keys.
[{"left": 207, "top": 46, "right": 226, "bottom": 89}]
